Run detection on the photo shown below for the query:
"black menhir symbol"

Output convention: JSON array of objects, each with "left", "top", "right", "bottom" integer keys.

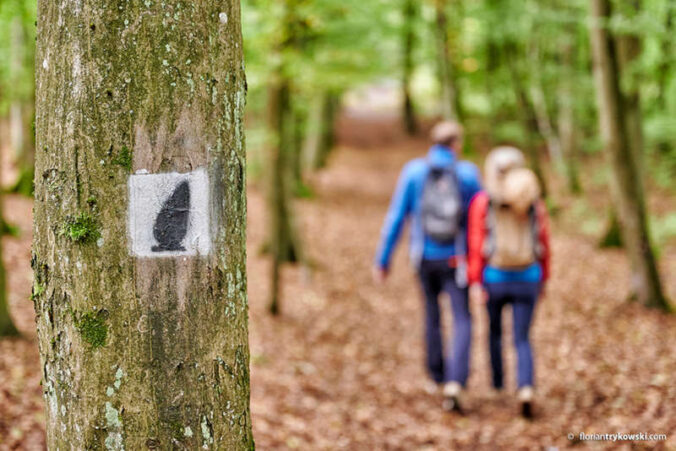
[{"left": 152, "top": 181, "right": 191, "bottom": 252}]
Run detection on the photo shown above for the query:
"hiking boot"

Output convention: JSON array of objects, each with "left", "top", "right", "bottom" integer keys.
[
  {"left": 518, "top": 386, "right": 534, "bottom": 419},
  {"left": 442, "top": 381, "right": 463, "bottom": 414}
]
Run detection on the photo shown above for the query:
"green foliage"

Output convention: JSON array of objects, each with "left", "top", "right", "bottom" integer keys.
[
  {"left": 61, "top": 213, "right": 101, "bottom": 244},
  {"left": 651, "top": 212, "right": 676, "bottom": 248},
  {"left": 75, "top": 312, "right": 108, "bottom": 349},
  {"left": 0, "top": 0, "right": 36, "bottom": 113}
]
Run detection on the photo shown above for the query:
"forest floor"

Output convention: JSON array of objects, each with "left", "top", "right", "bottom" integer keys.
[{"left": 1, "top": 115, "right": 676, "bottom": 450}]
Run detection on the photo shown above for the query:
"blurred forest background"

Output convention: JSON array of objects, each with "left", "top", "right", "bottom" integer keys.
[{"left": 1, "top": 0, "right": 675, "bottom": 448}]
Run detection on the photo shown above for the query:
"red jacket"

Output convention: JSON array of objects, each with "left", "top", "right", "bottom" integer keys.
[{"left": 467, "top": 192, "right": 550, "bottom": 285}]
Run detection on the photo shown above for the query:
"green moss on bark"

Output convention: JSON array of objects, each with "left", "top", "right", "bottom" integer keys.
[
  {"left": 112, "top": 146, "right": 132, "bottom": 171},
  {"left": 76, "top": 312, "right": 108, "bottom": 349},
  {"left": 61, "top": 213, "right": 101, "bottom": 244}
]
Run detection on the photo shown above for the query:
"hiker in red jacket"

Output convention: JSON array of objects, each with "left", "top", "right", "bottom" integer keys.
[{"left": 467, "top": 146, "right": 550, "bottom": 418}]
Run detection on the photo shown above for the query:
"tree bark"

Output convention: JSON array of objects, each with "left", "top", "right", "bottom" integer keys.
[
  {"left": 266, "top": 0, "right": 304, "bottom": 315},
  {"left": 9, "top": 16, "right": 36, "bottom": 197},
  {"left": 504, "top": 42, "right": 549, "bottom": 198},
  {"left": 0, "top": 152, "right": 19, "bottom": 336},
  {"left": 589, "top": 0, "right": 671, "bottom": 311},
  {"left": 558, "top": 25, "right": 582, "bottom": 194},
  {"left": 303, "top": 90, "right": 338, "bottom": 172},
  {"left": 267, "top": 77, "right": 302, "bottom": 315},
  {"left": 434, "top": 0, "right": 459, "bottom": 121},
  {"left": 33, "top": 1, "right": 255, "bottom": 448},
  {"left": 615, "top": 0, "right": 644, "bottom": 184},
  {"left": 402, "top": 0, "right": 418, "bottom": 135}
]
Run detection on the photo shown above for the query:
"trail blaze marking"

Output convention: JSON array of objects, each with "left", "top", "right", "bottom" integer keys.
[{"left": 128, "top": 168, "right": 211, "bottom": 257}]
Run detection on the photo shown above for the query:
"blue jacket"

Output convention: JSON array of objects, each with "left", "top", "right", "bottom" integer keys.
[{"left": 375, "top": 145, "right": 482, "bottom": 270}]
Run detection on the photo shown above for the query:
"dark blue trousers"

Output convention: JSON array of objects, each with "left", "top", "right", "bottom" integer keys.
[
  {"left": 418, "top": 260, "right": 471, "bottom": 385},
  {"left": 485, "top": 281, "right": 539, "bottom": 389}
]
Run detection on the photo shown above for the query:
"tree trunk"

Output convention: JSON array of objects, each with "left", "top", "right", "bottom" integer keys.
[
  {"left": 10, "top": 102, "right": 35, "bottom": 196},
  {"left": 267, "top": 78, "right": 303, "bottom": 316},
  {"left": 0, "top": 145, "right": 19, "bottom": 336},
  {"left": 504, "top": 42, "right": 549, "bottom": 198},
  {"left": 266, "top": 0, "right": 304, "bottom": 315},
  {"left": 558, "top": 27, "right": 582, "bottom": 194},
  {"left": 615, "top": 0, "right": 644, "bottom": 184},
  {"left": 33, "top": 1, "right": 255, "bottom": 448},
  {"left": 402, "top": 0, "right": 418, "bottom": 135},
  {"left": 434, "top": 0, "right": 459, "bottom": 120},
  {"left": 530, "top": 81, "right": 562, "bottom": 166},
  {"left": 589, "top": 0, "right": 671, "bottom": 311},
  {"left": 657, "top": 7, "right": 673, "bottom": 111},
  {"left": 303, "top": 90, "right": 338, "bottom": 172},
  {"left": 9, "top": 14, "right": 36, "bottom": 197}
]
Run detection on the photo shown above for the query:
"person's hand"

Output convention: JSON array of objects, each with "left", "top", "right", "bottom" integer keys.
[
  {"left": 470, "top": 283, "right": 488, "bottom": 305},
  {"left": 372, "top": 266, "right": 388, "bottom": 284}
]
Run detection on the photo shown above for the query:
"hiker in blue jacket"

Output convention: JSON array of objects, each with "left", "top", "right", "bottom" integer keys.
[{"left": 373, "top": 121, "right": 482, "bottom": 413}]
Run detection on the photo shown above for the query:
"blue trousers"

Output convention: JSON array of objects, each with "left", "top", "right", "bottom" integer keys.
[
  {"left": 485, "top": 281, "right": 539, "bottom": 389},
  {"left": 418, "top": 260, "right": 471, "bottom": 385}
]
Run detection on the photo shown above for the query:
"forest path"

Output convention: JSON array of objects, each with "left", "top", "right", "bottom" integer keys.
[
  {"left": 246, "top": 116, "right": 676, "bottom": 449},
  {"left": 1, "top": 117, "right": 675, "bottom": 450}
]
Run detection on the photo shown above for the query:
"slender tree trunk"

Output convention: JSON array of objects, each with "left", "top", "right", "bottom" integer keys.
[
  {"left": 504, "top": 42, "right": 549, "bottom": 198},
  {"left": 10, "top": 102, "right": 35, "bottom": 196},
  {"left": 266, "top": 0, "right": 304, "bottom": 315},
  {"left": 402, "top": 0, "right": 418, "bottom": 135},
  {"left": 9, "top": 15, "right": 36, "bottom": 197},
  {"left": 267, "top": 78, "right": 293, "bottom": 315},
  {"left": 0, "top": 145, "right": 19, "bottom": 336},
  {"left": 558, "top": 27, "right": 582, "bottom": 194},
  {"left": 616, "top": 1, "right": 644, "bottom": 183},
  {"left": 434, "top": 0, "right": 459, "bottom": 120},
  {"left": 657, "top": 7, "right": 673, "bottom": 111},
  {"left": 34, "top": 1, "right": 255, "bottom": 448},
  {"left": 590, "top": 0, "right": 670, "bottom": 311},
  {"left": 599, "top": 0, "right": 644, "bottom": 249},
  {"left": 303, "top": 90, "right": 338, "bottom": 172},
  {"left": 530, "top": 81, "right": 562, "bottom": 166}
]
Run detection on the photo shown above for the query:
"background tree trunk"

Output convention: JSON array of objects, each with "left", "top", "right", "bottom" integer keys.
[
  {"left": 9, "top": 11, "right": 36, "bottom": 197},
  {"left": 402, "top": 0, "right": 418, "bottom": 135},
  {"left": 0, "top": 147, "right": 19, "bottom": 336},
  {"left": 267, "top": 76, "right": 303, "bottom": 315},
  {"left": 504, "top": 42, "right": 549, "bottom": 198},
  {"left": 33, "top": 1, "right": 255, "bottom": 448},
  {"left": 590, "top": 0, "right": 670, "bottom": 311},
  {"left": 266, "top": 0, "right": 304, "bottom": 315},
  {"left": 558, "top": 23, "right": 582, "bottom": 194},
  {"left": 434, "top": 0, "right": 459, "bottom": 121},
  {"left": 303, "top": 90, "right": 338, "bottom": 172}
]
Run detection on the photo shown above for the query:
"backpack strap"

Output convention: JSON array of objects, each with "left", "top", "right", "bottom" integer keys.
[
  {"left": 483, "top": 198, "right": 497, "bottom": 259},
  {"left": 530, "top": 204, "right": 544, "bottom": 259}
]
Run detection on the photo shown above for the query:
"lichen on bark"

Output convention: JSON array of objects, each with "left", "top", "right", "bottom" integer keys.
[{"left": 34, "top": 0, "right": 253, "bottom": 448}]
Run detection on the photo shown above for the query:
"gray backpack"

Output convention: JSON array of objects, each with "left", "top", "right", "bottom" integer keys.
[{"left": 421, "top": 165, "right": 462, "bottom": 244}]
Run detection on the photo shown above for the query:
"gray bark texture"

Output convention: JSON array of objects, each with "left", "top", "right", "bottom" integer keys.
[
  {"left": 589, "top": 0, "right": 671, "bottom": 311},
  {"left": 33, "top": 1, "right": 255, "bottom": 449}
]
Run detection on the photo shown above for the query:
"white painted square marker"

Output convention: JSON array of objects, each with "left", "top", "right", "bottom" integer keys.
[{"left": 128, "top": 168, "right": 211, "bottom": 257}]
